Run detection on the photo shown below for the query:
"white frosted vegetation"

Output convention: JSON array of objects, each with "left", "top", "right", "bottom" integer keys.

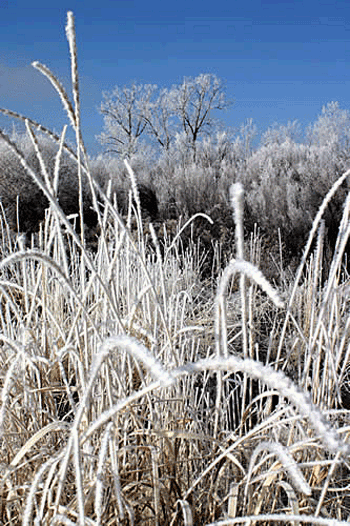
[{"left": 1, "top": 10, "right": 350, "bottom": 526}]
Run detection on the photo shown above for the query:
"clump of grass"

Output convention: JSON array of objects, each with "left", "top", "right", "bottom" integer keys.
[{"left": 1, "top": 10, "right": 350, "bottom": 526}]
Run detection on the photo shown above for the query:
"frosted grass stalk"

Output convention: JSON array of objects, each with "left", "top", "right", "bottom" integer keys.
[
  {"left": 151, "top": 446, "right": 160, "bottom": 526},
  {"left": 98, "top": 335, "right": 173, "bottom": 387},
  {"left": 0, "top": 349, "right": 24, "bottom": 437},
  {"left": 72, "top": 428, "right": 85, "bottom": 526},
  {"left": 214, "top": 257, "right": 284, "bottom": 434},
  {"left": 53, "top": 125, "right": 67, "bottom": 194},
  {"left": 31, "top": 61, "right": 76, "bottom": 129},
  {"left": 39, "top": 452, "right": 65, "bottom": 518},
  {"left": 109, "top": 430, "right": 126, "bottom": 521},
  {"left": 65, "top": 11, "right": 80, "bottom": 122},
  {"left": 65, "top": 11, "right": 85, "bottom": 252},
  {"left": 216, "top": 259, "right": 284, "bottom": 312},
  {"left": 74, "top": 334, "right": 173, "bottom": 434},
  {"left": 149, "top": 221, "right": 168, "bottom": 316},
  {"left": 215, "top": 258, "right": 284, "bottom": 361},
  {"left": 35, "top": 11, "right": 102, "bottom": 240},
  {"left": 214, "top": 183, "right": 246, "bottom": 438},
  {"left": 164, "top": 212, "right": 213, "bottom": 260},
  {"left": 52, "top": 126, "right": 71, "bottom": 277},
  {"left": 230, "top": 183, "right": 245, "bottom": 258},
  {"left": 23, "top": 453, "right": 64, "bottom": 526},
  {"left": 306, "top": 220, "right": 325, "bottom": 355},
  {"left": 26, "top": 123, "right": 53, "bottom": 192},
  {"left": 95, "top": 422, "right": 113, "bottom": 525},
  {"left": 175, "top": 356, "right": 347, "bottom": 455},
  {"left": 245, "top": 441, "right": 311, "bottom": 498},
  {"left": 171, "top": 500, "right": 193, "bottom": 526},
  {"left": 124, "top": 159, "right": 143, "bottom": 219},
  {"left": 230, "top": 183, "right": 247, "bottom": 359},
  {"left": 214, "top": 182, "right": 284, "bottom": 438}
]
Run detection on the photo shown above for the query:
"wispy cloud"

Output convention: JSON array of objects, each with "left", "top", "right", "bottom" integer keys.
[{"left": 0, "top": 63, "right": 57, "bottom": 103}]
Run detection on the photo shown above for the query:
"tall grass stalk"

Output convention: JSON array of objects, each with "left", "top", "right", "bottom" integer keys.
[{"left": 245, "top": 441, "right": 311, "bottom": 499}]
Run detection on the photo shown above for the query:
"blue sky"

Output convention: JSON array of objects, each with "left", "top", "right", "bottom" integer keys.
[{"left": 0, "top": 0, "right": 349, "bottom": 156}]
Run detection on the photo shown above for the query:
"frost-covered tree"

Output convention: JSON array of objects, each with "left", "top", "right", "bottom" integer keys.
[
  {"left": 141, "top": 88, "right": 177, "bottom": 151},
  {"left": 240, "top": 118, "right": 257, "bottom": 157},
  {"left": 261, "top": 120, "right": 302, "bottom": 147},
  {"left": 171, "top": 73, "right": 232, "bottom": 158},
  {"left": 197, "top": 130, "right": 232, "bottom": 168},
  {"left": 307, "top": 101, "right": 350, "bottom": 153},
  {"left": 98, "top": 74, "right": 232, "bottom": 160},
  {"left": 98, "top": 83, "right": 158, "bottom": 157}
]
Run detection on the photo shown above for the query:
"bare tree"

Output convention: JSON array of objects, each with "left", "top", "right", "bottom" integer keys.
[
  {"left": 172, "top": 73, "right": 232, "bottom": 158},
  {"left": 98, "top": 83, "right": 157, "bottom": 157},
  {"left": 98, "top": 74, "right": 232, "bottom": 160},
  {"left": 142, "top": 88, "right": 176, "bottom": 151}
]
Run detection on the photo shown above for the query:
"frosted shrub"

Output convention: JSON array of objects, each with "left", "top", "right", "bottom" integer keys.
[
  {"left": 237, "top": 139, "right": 311, "bottom": 251},
  {"left": 0, "top": 130, "right": 98, "bottom": 234},
  {"left": 307, "top": 101, "right": 350, "bottom": 153},
  {"left": 238, "top": 134, "right": 350, "bottom": 259},
  {"left": 261, "top": 120, "right": 302, "bottom": 147}
]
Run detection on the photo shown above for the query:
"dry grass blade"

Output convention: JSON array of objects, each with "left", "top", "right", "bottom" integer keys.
[
  {"left": 170, "top": 500, "right": 194, "bottom": 526},
  {"left": 227, "top": 483, "right": 239, "bottom": 519},
  {"left": 276, "top": 481, "right": 300, "bottom": 526},
  {"left": 8, "top": 422, "right": 69, "bottom": 469}
]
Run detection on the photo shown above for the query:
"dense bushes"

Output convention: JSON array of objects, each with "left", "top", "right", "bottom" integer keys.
[{"left": 0, "top": 132, "right": 98, "bottom": 233}]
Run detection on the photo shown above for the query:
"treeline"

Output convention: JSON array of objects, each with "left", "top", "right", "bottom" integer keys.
[
  {"left": 95, "top": 86, "right": 350, "bottom": 264},
  {"left": 1, "top": 71, "right": 350, "bottom": 274}
]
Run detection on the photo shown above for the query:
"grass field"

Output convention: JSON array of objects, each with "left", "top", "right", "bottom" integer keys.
[{"left": 1, "top": 11, "right": 350, "bottom": 526}]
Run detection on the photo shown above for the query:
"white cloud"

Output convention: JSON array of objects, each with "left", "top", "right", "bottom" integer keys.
[{"left": 0, "top": 62, "right": 57, "bottom": 102}]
